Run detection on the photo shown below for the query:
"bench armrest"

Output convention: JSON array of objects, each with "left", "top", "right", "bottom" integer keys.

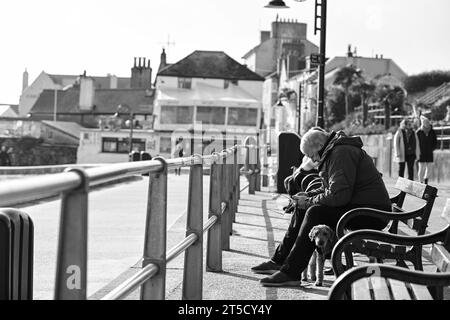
[
  {"left": 328, "top": 264, "right": 450, "bottom": 300},
  {"left": 336, "top": 207, "right": 427, "bottom": 239},
  {"left": 331, "top": 227, "right": 450, "bottom": 276}
]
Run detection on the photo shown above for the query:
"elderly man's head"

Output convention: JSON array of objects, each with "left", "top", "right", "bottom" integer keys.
[{"left": 300, "top": 128, "right": 330, "bottom": 162}]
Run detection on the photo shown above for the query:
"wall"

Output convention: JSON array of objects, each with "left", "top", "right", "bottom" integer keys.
[
  {"left": 360, "top": 134, "right": 450, "bottom": 183},
  {"left": 0, "top": 137, "right": 77, "bottom": 166}
]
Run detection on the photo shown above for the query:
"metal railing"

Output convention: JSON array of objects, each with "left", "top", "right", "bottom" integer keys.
[
  {"left": 434, "top": 125, "right": 450, "bottom": 150},
  {"left": 0, "top": 138, "right": 263, "bottom": 300}
]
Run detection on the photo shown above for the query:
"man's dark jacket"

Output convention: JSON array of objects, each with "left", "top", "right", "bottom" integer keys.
[{"left": 306, "top": 131, "right": 391, "bottom": 209}]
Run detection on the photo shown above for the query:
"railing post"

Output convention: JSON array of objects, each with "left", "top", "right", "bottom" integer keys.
[
  {"left": 182, "top": 157, "right": 203, "bottom": 300},
  {"left": 55, "top": 168, "right": 88, "bottom": 300},
  {"left": 255, "top": 135, "right": 261, "bottom": 192},
  {"left": 221, "top": 154, "right": 230, "bottom": 251},
  {"left": 226, "top": 150, "right": 234, "bottom": 236},
  {"left": 141, "top": 157, "right": 168, "bottom": 300},
  {"left": 233, "top": 141, "right": 238, "bottom": 222},
  {"left": 207, "top": 154, "right": 222, "bottom": 272}
]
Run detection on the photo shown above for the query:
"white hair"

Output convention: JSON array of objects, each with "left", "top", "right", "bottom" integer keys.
[{"left": 300, "top": 129, "right": 329, "bottom": 154}]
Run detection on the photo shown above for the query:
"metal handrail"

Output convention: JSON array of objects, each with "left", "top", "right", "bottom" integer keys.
[
  {"left": 0, "top": 138, "right": 264, "bottom": 300},
  {"left": 0, "top": 149, "right": 235, "bottom": 207},
  {"left": 102, "top": 202, "right": 229, "bottom": 300}
]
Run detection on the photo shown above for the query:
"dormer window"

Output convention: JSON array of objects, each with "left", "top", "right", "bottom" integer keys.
[
  {"left": 224, "top": 79, "right": 238, "bottom": 89},
  {"left": 178, "top": 77, "right": 192, "bottom": 89}
]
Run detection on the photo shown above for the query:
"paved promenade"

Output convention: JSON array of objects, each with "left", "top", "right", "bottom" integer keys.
[{"left": 91, "top": 174, "right": 450, "bottom": 300}]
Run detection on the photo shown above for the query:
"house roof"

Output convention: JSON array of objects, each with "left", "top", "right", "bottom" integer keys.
[
  {"left": 41, "top": 121, "right": 83, "bottom": 140},
  {"left": 48, "top": 74, "right": 131, "bottom": 89},
  {"left": 0, "top": 104, "right": 18, "bottom": 117},
  {"left": 30, "top": 88, "right": 154, "bottom": 115},
  {"left": 157, "top": 50, "right": 264, "bottom": 81}
]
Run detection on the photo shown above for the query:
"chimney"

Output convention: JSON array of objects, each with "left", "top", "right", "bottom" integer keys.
[
  {"left": 22, "top": 68, "right": 29, "bottom": 92},
  {"left": 134, "top": 57, "right": 137, "bottom": 67},
  {"left": 347, "top": 44, "right": 353, "bottom": 57},
  {"left": 260, "top": 31, "right": 271, "bottom": 43},
  {"left": 380, "top": 54, "right": 384, "bottom": 59},
  {"left": 159, "top": 48, "right": 167, "bottom": 71},
  {"left": 109, "top": 74, "right": 118, "bottom": 89},
  {"left": 79, "top": 72, "right": 95, "bottom": 111},
  {"left": 353, "top": 47, "right": 357, "bottom": 57}
]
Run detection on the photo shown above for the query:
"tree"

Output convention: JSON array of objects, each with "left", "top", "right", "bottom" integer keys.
[
  {"left": 333, "top": 65, "right": 363, "bottom": 117},
  {"left": 325, "top": 85, "right": 346, "bottom": 127},
  {"left": 351, "top": 80, "right": 376, "bottom": 127}
]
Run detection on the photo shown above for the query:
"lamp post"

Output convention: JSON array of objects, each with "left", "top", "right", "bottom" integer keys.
[
  {"left": 115, "top": 104, "right": 134, "bottom": 154},
  {"left": 265, "top": 0, "right": 327, "bottom": 129}
]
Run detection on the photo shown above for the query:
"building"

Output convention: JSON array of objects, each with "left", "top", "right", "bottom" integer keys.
[
  {"left": 242, "top": 17, "right": 319, "bottom": 78},
  {"left": 28, "top": 74, "right": 155, "bottom": 128},
  {"left": 0, "top": 104, "right": 19, "bottom": 118},
  {"left": 242, "top": 17, "right": 319, "bottom": 149},
  {"left": 153, "top": 50, "right": 265, "bottom": 157},
  {"left": 19, "top": 57, "right": 152, "bottom": 117}
]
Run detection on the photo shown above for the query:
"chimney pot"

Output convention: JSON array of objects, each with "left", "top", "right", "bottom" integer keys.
[{"left": 134, "top": 57, "right": 137, "bottom": 67}]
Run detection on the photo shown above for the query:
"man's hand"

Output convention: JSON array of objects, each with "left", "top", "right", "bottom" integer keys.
[{"left": 292, "top": 193, "right": 308, "bottom": 209}]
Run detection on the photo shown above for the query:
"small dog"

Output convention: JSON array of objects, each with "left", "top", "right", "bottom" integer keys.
[{"left": 302, "top": 225, "right": 336, "bottom": 286}]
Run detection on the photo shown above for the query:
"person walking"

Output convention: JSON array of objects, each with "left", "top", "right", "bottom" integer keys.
[
  {"left": 393, "top": 118, "right": 420, "bottom": 181},
  {"left": 0, "top": 145, "right": 11, "bottom": 166},
  {"left": 416, "top": 116, "right": 438, "bottom": 184},
  {"left": 251, "top": 129, "right": 391, "bottom": 286}
]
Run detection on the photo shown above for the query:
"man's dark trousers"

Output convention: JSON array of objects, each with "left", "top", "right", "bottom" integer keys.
[{"left": 271, "top": 204, "right": 390, "bottom": 280}]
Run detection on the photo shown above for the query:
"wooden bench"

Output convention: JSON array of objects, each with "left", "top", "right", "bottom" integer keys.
[
  {"left": 333, "top": 177, "right": 438, "bottom": 275},
  {"left": 329, "top": 199, "right": 450, "bottom": 300}
]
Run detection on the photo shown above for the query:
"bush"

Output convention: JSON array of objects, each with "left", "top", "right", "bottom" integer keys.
[{"left": 404, "top": 70, "right": 450, "bottom": 94}]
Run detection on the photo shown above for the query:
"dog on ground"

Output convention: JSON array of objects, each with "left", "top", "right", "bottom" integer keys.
[{"left": 302, "top": 224, "right": 336, "bottom": 286}]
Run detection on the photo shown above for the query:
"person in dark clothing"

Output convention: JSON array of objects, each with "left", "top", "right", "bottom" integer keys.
[
  {"left": 416, "top": 116, "right": 438, "bottom": 184},
  {"left": 393, "top": 119, "right": 420, "bottom": 181},
  {"left": 252, "top": 129, "right": 391, "bottom": 287},
  {"left": 0, "top": 145, "right": 11, "bottom": 166}
]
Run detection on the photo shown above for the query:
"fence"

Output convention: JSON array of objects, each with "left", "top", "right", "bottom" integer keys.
[
  {"left": 0, "top": 139, "right": 263, "bottom": 300},
  {"left": 434, "top": 126, "right": 450, "bottom": 150}
]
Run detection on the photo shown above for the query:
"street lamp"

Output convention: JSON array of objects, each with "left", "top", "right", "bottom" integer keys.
[
  {"left": 265, "top": 0, "right": 327, "bottom": 129},
  {"left": 115, "top": 103, "right": 134, "bottom": 154}
]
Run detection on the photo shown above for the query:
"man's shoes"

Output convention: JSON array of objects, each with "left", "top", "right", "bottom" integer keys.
[
  {"left": 260, "top": 271, "right": 300, "bottom": 287},
  {"left": 324, "top": 267, "right": 334, "bottom": 276},
  {"left": 251, "top": 260, "right": 281, "bottom": 275}
]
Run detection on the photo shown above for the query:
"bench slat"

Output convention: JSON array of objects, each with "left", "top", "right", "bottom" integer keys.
[
  {"left": 388, "top": 279, "right": 413, "bottom": 300},
  {"left": 352, "top": 278, "right": 373, "bottom": 300},
  {"left": 395, "top": 177, "right": 427, "bottom": 199},
  {"left": 431, "top": 244, "right": 450, "bottom": 272},
  {"left": 442, "top": 199, "right": 450, "bottom": 224},
  {"left": 371, "top": 277, "right": 392, "bottom": 300},
  {"left": 407, "top": 283, "right": 433, "bottom": 300}
]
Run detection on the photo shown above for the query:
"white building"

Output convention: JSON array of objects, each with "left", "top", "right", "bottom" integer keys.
[{"left": 153, "top": 50, "right": 265, "bottom": 156}]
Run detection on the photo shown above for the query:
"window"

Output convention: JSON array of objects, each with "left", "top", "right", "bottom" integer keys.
[
  {"left": 160, "top": 106, "right": 193, "bottom": 124},
  {"left": 224, "top": 79, "right": 238, "bottom": 89},
  {"left": 160, "top": 137, "right": 172, "bottom": 153},
  {"left": 102, "top": 137, "right": 146, "bottom": 153},
  {"left": 227, "top": 108, "right": 258, "bottom": 126},
  {"left": 178, "top": 77, "right": 192, "bottom": 89},
  {"left": 196, "top": 106, "right": 226, "bottom": 125},
  {"left": 102, "top": 138, "right": 118, "bottom": 153}
]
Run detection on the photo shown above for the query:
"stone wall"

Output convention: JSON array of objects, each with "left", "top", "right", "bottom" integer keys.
[
  {"left": 0, "top": 137, "right": 77, "bottom": 166},
  {"left": 360, "top": 134, "right": 450, "bottom": 183}
]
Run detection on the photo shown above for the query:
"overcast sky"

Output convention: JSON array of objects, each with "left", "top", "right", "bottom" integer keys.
[{"left": 0, "top": 0, "right": 449, "bottom": 104}]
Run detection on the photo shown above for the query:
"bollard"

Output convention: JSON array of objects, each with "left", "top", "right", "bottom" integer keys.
[
  {"left": 182, "top": 159, "right": 203, "bottom": 300},
  {"left": 0, "top": 209, "right": 34, "bottom": 300},
  {"left": 141, "top": 157, "right": 168, "bottom": 300},
  {"left": 206, "top": 155, "right": 223, "bottom": 272},
  {"left": 55, "top": 168, "right": 89, "bottom": 300}
]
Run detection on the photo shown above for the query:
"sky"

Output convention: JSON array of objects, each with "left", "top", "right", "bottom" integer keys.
[{"left": 0, "top": 0, "right": 449, "bottom": 104}]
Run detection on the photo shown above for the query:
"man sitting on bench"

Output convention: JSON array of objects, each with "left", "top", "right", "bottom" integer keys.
[{"left": 251, "top": 128, "right": 392, "bottom": 287}]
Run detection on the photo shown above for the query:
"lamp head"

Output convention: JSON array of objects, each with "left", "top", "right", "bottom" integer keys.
[{"left": 265, "top": 0, "right": 289, "bottom": 8}]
